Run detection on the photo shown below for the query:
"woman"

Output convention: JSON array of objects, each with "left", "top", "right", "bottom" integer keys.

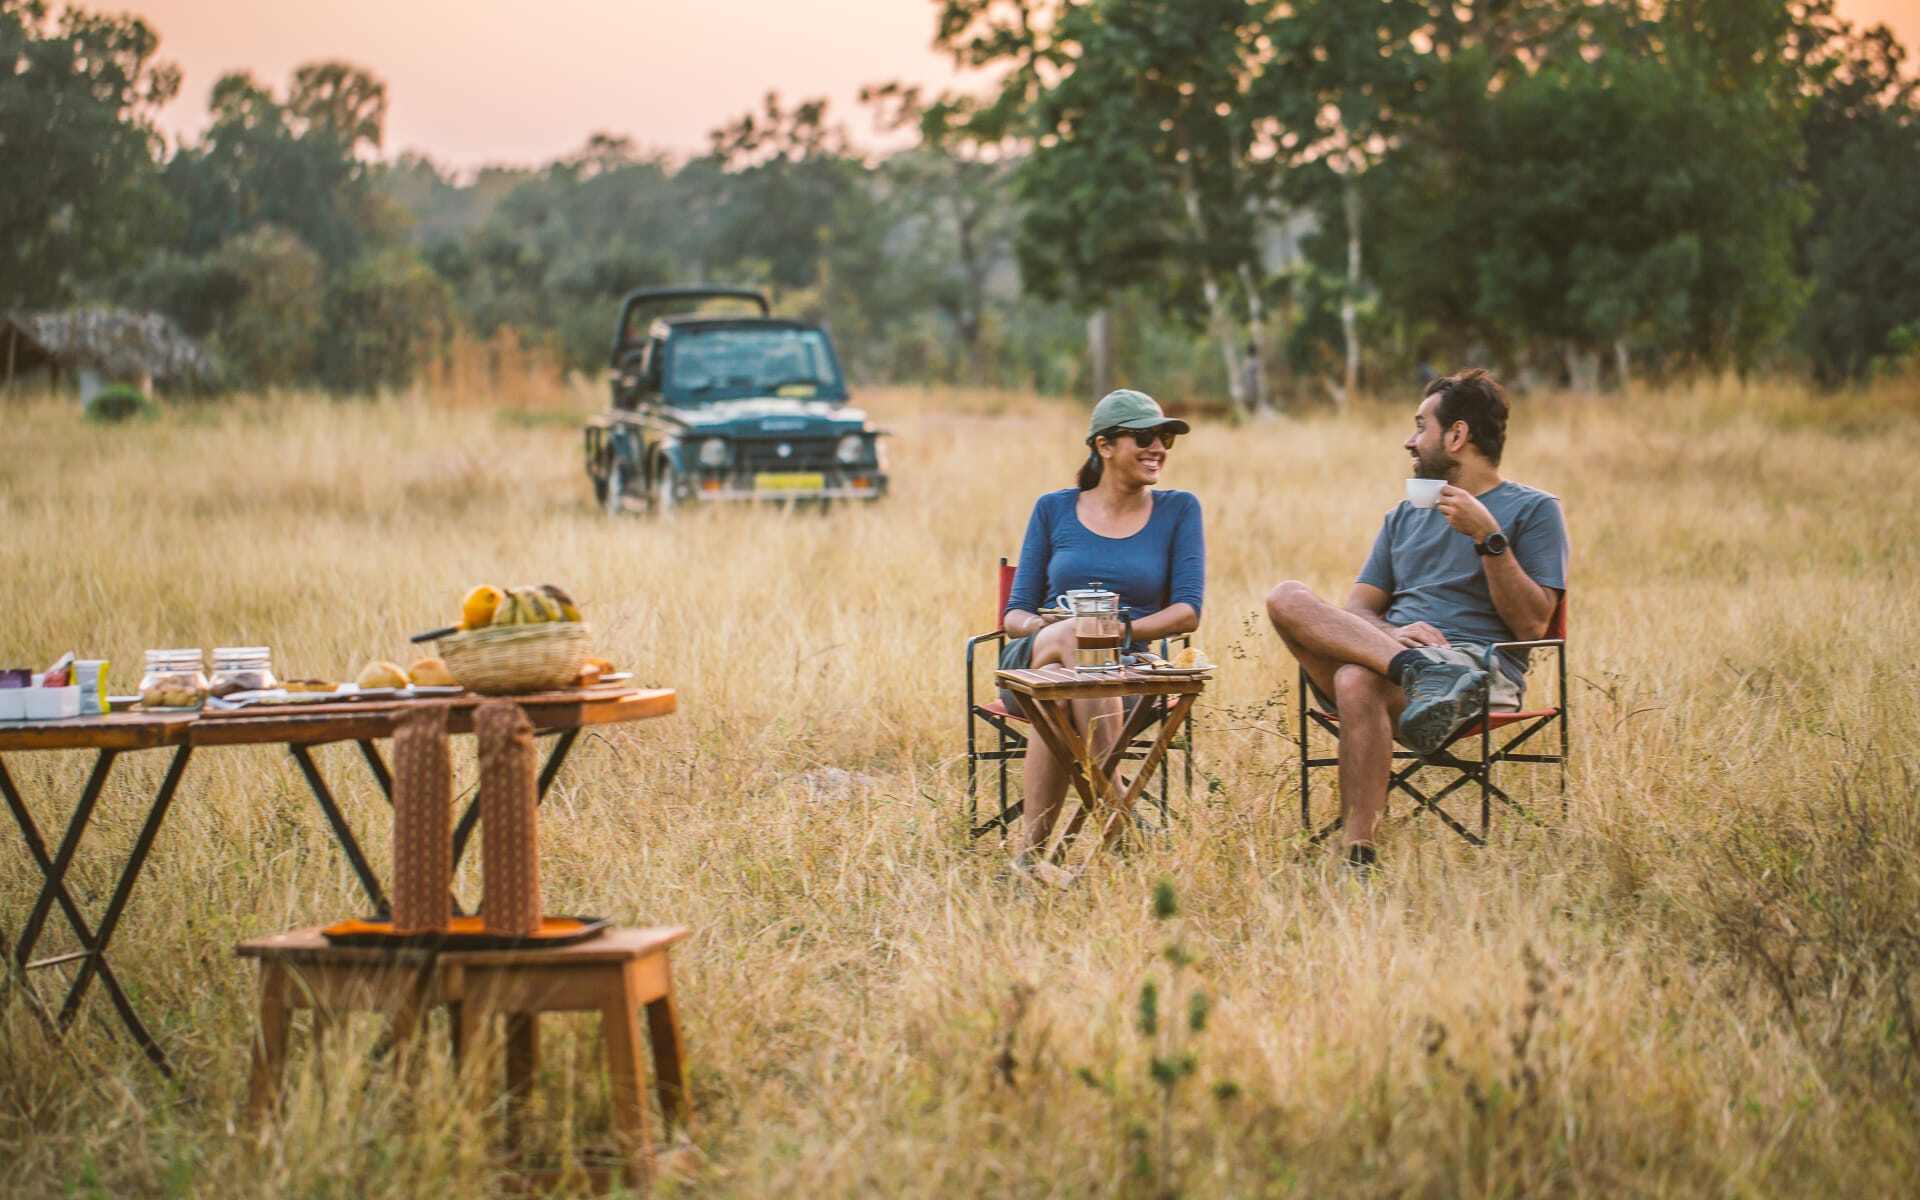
[{"left": 1000, "top": 388, "right": 1205, "bottom": 867}]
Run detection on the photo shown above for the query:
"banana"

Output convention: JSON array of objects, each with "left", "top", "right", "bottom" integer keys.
[
  {"left": 514, "top": 586, "right": 559, "bottom": 623},
  {"left": 540, "top": 583, "right": 583, "bottom": 623},
  {"left": 495, "top": 591, "right": 522, "bottom": 627}
]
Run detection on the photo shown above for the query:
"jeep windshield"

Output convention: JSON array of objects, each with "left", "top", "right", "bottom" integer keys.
[{"left": 664, "top": 326, "right": 845, "bottom": 404}]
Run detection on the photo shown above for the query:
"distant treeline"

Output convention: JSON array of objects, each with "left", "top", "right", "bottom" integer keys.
[{"left": 4, "top": 0, "right": 1917, "bottom": 406}]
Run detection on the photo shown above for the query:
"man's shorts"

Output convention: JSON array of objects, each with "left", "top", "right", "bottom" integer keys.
[{"left": 1306, "top": 642, "right": 1524, "bottom": 723}]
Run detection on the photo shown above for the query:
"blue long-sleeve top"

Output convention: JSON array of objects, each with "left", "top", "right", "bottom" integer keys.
[{"left": 1005, "top": 488, "right": 1206, "bottom": 625}]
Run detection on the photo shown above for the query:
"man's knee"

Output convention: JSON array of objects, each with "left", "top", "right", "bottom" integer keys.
[
  {"left": 1265, "top": 580, "right": 1317, "bottom": 630},
  {"left": 1331, "top": 663, "right": 1389, "bottom": 716}
]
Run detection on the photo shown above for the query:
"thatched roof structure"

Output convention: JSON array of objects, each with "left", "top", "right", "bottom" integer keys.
[{"left": 1, "top": 307, "right": 216, "bottom": 387}]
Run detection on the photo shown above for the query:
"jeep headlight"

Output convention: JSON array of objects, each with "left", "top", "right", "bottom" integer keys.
[
  {"left": 835, "top": 434, "right": 865, "bottom": 465},
  {"left": 698, "top": 438, "right": 731, "bottom": 468}
]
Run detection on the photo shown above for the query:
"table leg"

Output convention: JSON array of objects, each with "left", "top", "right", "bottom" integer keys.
[
  {"left": 505, "top": 1012, "right": 538, "bottom": 1151},
  {"left": 449, "top": 728, "right": 578, "bottom": 873},
  {"left": 1014, "top": 699, "right": 1101, "bottom": 867},
  {"left": 288, "top": 743, "right": 391, "bottom": 917},
  {"left": 602, "top": 975, "right": 655, "bottom": 1187},
  {"left": 356, "top": 739, "right": 394, "bottom": 800},
  {"left": 12, "top": 750, "right": 117, "bottom": 959},
  {"left": 2, "top": 751, "right": 175, "bottom": 1072},
  {"left": 1088, "top": 694, "right": 1195, "bottom": 853},
  {"left": 643, "top": 960, "right": 691, "bottom": 1135},
  {"left": 58, "top": 746, "right": 192, "bottom": 1027},
  {"left": 249, "top": 963, "right": 292, "bottom": 1123}
]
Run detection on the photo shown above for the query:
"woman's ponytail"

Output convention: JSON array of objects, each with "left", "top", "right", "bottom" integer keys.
[
  {"left": 1076, "top": 449, "right": 1103, "bottom": 490},
  {"left": 1077, "top": 430, "right": 1109, "bottom": 489}
]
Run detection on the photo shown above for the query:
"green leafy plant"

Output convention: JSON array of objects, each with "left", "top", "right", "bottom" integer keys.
[
  {"left": 83, "top": 383, "right": 155, "bottom": 424},
  {"left": 1078, "top": 880, "right": 1229, "bottom": 1198}
]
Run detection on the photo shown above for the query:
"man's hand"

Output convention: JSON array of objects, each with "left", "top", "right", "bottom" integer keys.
[
  {"left": 1436, "top": 484, "right": 1500, "bottom": 540},
  {"left": 1394, "top": 621, "right": 1447, "bottom": 648}
]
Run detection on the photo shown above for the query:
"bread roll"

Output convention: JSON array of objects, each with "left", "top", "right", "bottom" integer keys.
[
  {"left": 357, "top": 660, "right": 410, "bottom": 689},
  {"left": 408, "top": 657, "right": 457, "bottom": 688}
]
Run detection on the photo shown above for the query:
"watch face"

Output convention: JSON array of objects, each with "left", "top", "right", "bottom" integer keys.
[{"left": 1485, "top": 532, "right": 1509, "bottom": 554}]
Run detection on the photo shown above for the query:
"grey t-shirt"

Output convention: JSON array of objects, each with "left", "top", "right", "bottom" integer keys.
[{"left": 1357, "top": 481, "right": 1569, "bottom": 684}]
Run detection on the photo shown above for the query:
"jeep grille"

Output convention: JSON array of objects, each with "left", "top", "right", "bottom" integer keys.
[{"left": 734, "top": 439, "right": 839, "bottom": 472}]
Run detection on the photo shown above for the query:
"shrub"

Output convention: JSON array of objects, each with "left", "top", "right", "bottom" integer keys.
[{"left": 83, "top": 383, "right": 155, "bottom": 423}]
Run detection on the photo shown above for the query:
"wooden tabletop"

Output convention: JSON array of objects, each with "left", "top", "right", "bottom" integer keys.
[
  {"left": 995, "top": 663, "right": 1209, "bottom": 701},
  {"left": 0, "top": 687, "right": 676, "bottom": 753},
  {"left": 235, "top": 924, "right": 690, "bottom": 966}
]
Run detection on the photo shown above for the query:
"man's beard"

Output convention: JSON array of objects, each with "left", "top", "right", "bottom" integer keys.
[{"left": 1411, "top": 445, "right": 1454, "bottom": 479}]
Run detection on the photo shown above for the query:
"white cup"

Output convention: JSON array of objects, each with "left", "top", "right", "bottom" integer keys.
[{"left": 1406, "top": 478, "right": 1446, "bottom": 508}]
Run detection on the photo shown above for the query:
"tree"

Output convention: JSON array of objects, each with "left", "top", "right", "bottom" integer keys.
[
  {"left": 1260, "top": 0, "right": 1433, "bottom": 405},
  {"left": 1796, "top": 18, "right": 1920, "bottom": 383},
  {"left": 0, "top": 0, "right": 178, "bottom": 308},
  {"left": 935, "top": 0, "right": 1285, "bottom": 414},
  {"left": 162, "top": 64, "right": 387, "bottom": 267},
  {"left": 287, "top": 60, "right": 387, "bottom": 155},
  {"left": 861, "top": 82, "right": 1019, "bottom": 379},
  {"left": 206, "top": 226, "right": 323, "bottom": 387}
]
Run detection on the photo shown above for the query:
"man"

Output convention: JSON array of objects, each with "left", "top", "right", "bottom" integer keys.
[{"left": 1266, "top": 368, "right": 1569, "bottom": 868}]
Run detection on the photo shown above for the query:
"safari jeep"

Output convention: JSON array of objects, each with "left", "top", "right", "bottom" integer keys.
[{"left": 583, "top": 286, "right": 888, "bottom": 513}]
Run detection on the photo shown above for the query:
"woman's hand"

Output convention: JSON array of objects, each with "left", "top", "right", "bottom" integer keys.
[{"left": 1006, "top": 610, "right": 1064, "bottom": 640}]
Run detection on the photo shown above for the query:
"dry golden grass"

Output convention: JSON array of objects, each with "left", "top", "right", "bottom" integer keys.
[{"left": 2, "top": 377, "right": 1918, "bottom": 1197}]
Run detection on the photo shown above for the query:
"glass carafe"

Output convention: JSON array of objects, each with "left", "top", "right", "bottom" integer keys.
[{"left": 1061, "top": 586, "right": 1124, "bottom": 674}]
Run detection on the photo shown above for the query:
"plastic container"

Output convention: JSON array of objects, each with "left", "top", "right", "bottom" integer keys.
[
  {"left": 139, "top": 649, "right": 209, "bottom": 710},
  {"left": 209, "top": 646, "right": 276, "bottom": 697},
  {"left": 24, "top": 687, "right": 81, "bottom": 721},
  {"left": 0, "top": 690, "right": 25, "bottom": 721}
]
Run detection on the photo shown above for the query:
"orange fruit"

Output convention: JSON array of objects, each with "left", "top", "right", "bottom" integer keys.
[{"left": 461, "top": 584, "right": 504, "bottom": 630}]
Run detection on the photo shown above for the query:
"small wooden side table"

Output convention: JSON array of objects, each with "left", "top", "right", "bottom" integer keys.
[
  {"left": 994, "top": 664, "right": 1205, "bottom": 882},
  {"left": 236, "top": 925, "right": 691, "bottom": 1188}
]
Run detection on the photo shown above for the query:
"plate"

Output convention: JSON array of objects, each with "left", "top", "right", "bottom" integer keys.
[
  {"left": 406, "top": 685, "right": 463, "bottom": 696},
  {"left": 339, "top": 686, "right": 399, "bottom": 700},
  {"left": 598, "top": 671, "right": 633, "bottom": 684},
  {"left": 1134, "top": 663, "right": 1214, "bottom": 677}
]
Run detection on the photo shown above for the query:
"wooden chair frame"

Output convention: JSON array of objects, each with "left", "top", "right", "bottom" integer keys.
[
  {"left": 965, "top": 558, "right": 1195, "bottom": 839},
  {"left": 1297, "top": 598, "right": 1569, "bottom": 847}
]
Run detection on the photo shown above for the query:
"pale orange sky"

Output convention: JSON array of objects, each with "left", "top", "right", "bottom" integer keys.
[{"left": 129, "top": 0, "right": 1918, "bottom": 170}]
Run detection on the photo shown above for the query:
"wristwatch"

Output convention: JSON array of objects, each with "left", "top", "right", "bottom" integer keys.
[{"left": 1475, "top": 530, "right": 1510, "bottom": 557}]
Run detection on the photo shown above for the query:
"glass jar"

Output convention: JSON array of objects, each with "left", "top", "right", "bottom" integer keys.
[
  {"left": 139, "top": 649, "right": 209, "bottom": 710},
  {"left": 209, "top": 646, "right": 276, "bottom": 697}
]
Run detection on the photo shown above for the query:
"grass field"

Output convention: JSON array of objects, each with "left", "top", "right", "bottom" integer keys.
[{"left": 3, "top": 377, "right": 1918, "bottom": 1197}]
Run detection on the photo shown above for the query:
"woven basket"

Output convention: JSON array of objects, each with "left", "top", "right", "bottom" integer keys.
[{"left": 437, "top": 622, "right": 590, "bottom": 695}]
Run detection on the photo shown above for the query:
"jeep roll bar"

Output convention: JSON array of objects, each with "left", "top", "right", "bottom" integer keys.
[{"left": 610, "top": 285, "right": 772, "bottom": 365}]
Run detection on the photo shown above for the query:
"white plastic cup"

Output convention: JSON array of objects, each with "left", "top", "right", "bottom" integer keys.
[{"left": 1406, "top": 478, "right": 1446, "bottom": 508}]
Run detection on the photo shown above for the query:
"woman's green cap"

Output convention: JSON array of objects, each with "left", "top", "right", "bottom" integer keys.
[{"left": 1088, "top": 388, "right": 1190, "bottom": 441}]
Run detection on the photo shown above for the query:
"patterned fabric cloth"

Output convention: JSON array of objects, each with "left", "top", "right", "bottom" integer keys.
[
  {"left": 477, "top": 700, "right": 542, "bottom": 936},
  {"left": 391, "top": 704, "right": 452, "bottom": 933}
]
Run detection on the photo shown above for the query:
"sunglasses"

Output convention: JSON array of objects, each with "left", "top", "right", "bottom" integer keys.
[{"left": 1101, "top": 427, "right": 1179, "bottom": 450}]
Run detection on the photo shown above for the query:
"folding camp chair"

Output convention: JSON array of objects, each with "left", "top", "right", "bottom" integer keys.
[
  {"left": 964, "top": 558, "right": 1195, "bottom": 839},
  {"left": 1297, "top": 596, "right": 1568, "bottom": 847}
]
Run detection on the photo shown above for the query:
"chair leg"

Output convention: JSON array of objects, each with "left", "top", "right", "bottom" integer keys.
[
  {"left": 602, "top": 973, "right": 655, "bottom": 1187},
  {"left": 248, "top": 964, "right": 292, "bottom": 1125}
]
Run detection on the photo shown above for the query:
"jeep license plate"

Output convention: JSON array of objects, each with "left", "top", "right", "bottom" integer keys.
[{"left": 753, "top": 472, "right": 826, "bottom": 493}]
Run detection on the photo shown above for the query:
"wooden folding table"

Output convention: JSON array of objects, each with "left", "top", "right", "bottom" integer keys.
[
  {"left": 994, "top": 664, "right": 1205, "bottom": 883},
  {"left": 2, "top": 686, "right": 675, "bottom": 1073}
]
